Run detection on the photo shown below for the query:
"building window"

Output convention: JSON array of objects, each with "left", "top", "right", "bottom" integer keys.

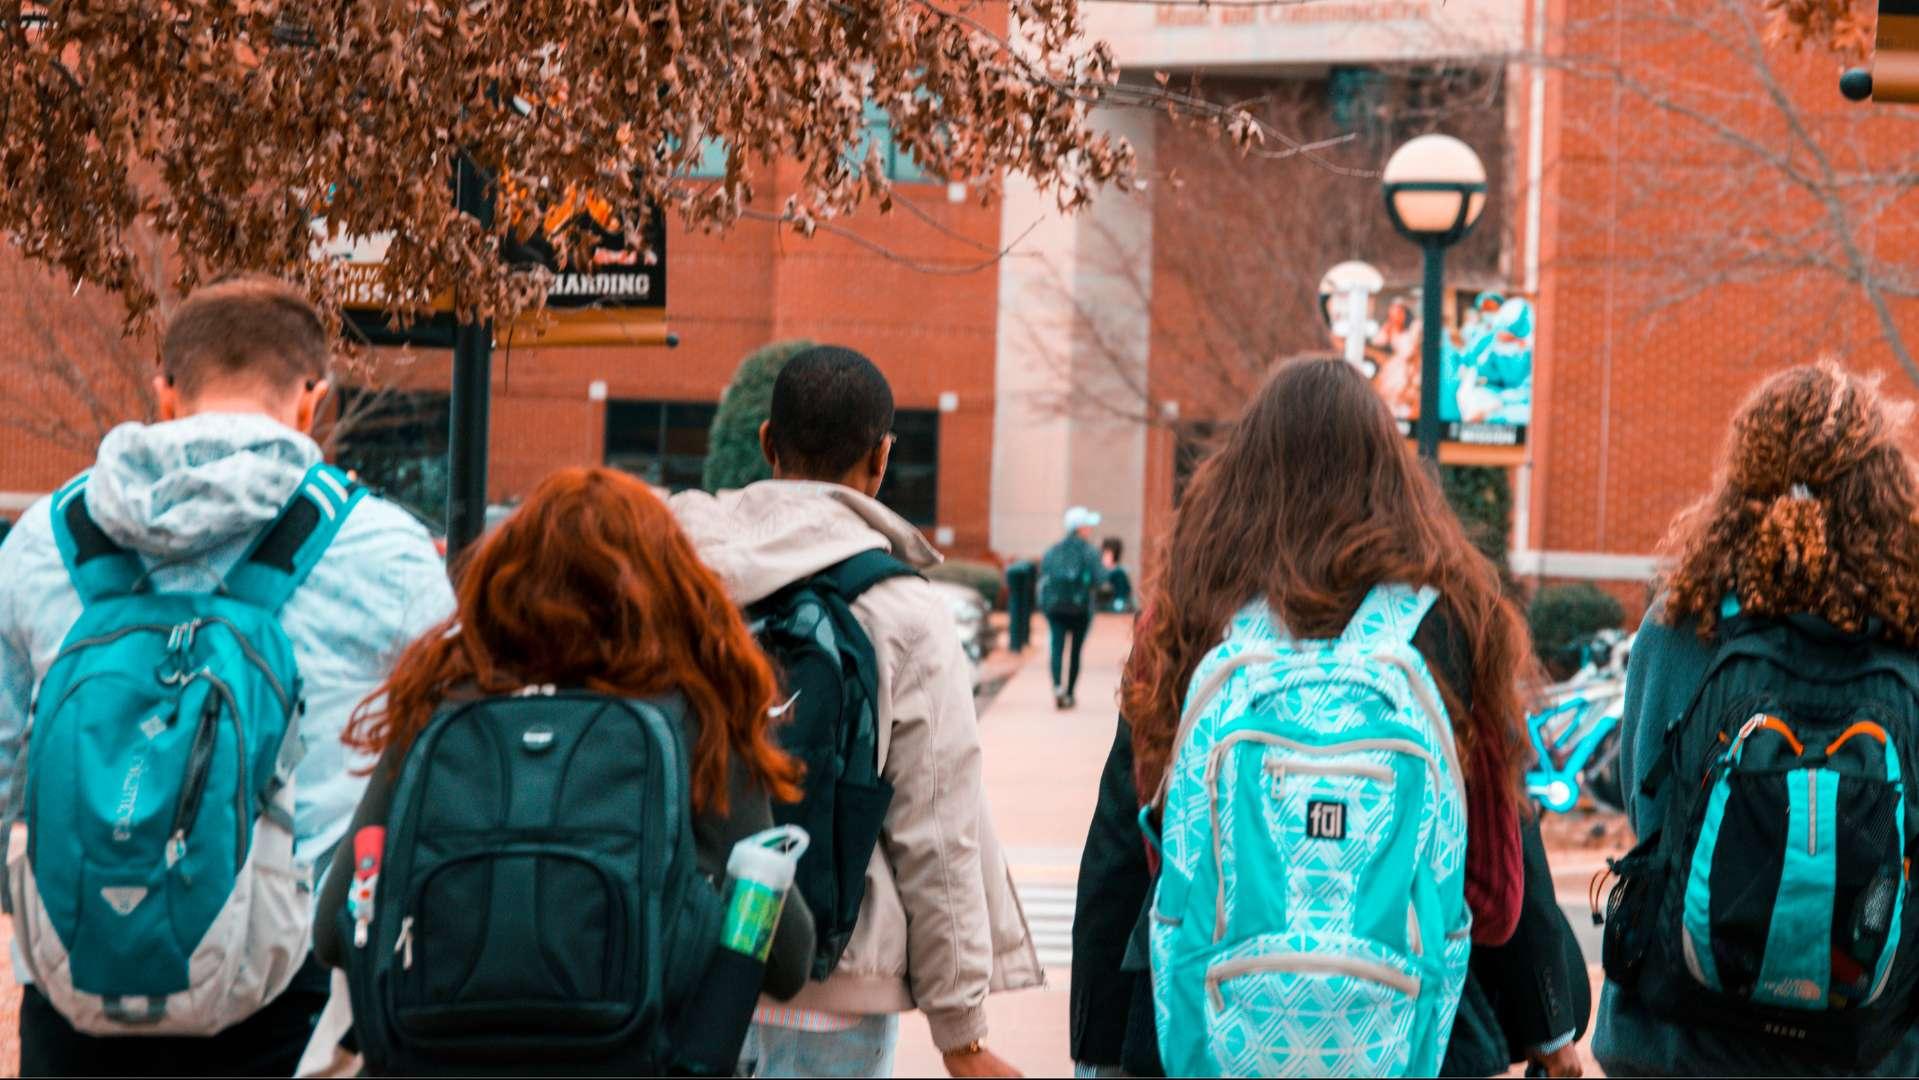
[
  {"left": 877, "top": 409, "right": 939, "bottom": 526},
  {"left": 854, "top": 101, "right": 935, "bottom": 183},
  {"left": 686, "top": 137, "right": 729, "bottom": 179},
  {"left": 333, "top": 389, "right": 452, "bottom": 533},
  {"left": 1327, "top": 67, "right": 1386, "bottom": 138},
  {"left": 694, "top": 104, "right": 935, "bottom": 184},
  {"left": 606, "top": 400, "right": 719, "bottom": 492}
]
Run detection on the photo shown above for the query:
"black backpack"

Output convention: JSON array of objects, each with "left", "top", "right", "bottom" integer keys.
[
  {"left": 748, "top": 549, "right": 918, "bottom": 980},
  {"left": 342, "top": 692, "right": 720, "bottom": 1075},
  {"left": 1038, "top": 537, "right": 1096, "bottom": 616},
  {"left": 1601, "top": 615, "right": 1919, "bottom": 1069}
]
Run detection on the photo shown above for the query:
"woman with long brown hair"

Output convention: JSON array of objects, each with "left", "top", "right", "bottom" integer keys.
[
  {"left": 1594, "top": 362, "right": 1919, "bottom": 1077},
  {"left": 310, "top": 467, "right": 814, "bottom": 1067},
  {"left": 1116, "top": 356, "right": 1537, "bottom": 1075}
]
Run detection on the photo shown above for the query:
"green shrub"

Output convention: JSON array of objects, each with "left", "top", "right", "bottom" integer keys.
[
  {"left": 702, "top": 339, "right": 816, "bottom": 492},
  {"left": 1442, "top": 465, "right": 1515, "bottom": 595},
  {"left": 925, "top": 558, "right": 1004, "bottom": 609},
  {"left": 1529, "top": 583, "right": 1626, "bottom": 678}
]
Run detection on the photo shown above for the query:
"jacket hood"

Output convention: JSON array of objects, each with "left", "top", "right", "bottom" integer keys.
[
  {"left": 87, "top": 413, "right": 322, "bottom": 559},
  {"left": 669, "top": 480, "right": 941, "bottom": 606}
]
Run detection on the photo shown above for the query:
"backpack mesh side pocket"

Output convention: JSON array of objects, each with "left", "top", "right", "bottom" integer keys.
[{"left": 1600, "top": 838, "right": 1667, "bottom": 991}]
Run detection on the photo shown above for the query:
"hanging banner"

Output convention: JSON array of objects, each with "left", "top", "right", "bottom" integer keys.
[
  {"left": 313, "top": 195, "right": 668, "bottom": 349},
  {"left": 1330, "top": 284, "right": 1533, "bottom": 465}
]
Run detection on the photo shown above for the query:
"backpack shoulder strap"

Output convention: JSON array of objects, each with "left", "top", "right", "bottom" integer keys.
[
  {"left": 1337, "top": 582, "right": 1440, "bottom": 649},
  {"left": 48, "top": 472, "right": 144, "bottom": 604},
  {"left": 224, "top": 463, "right": 366, "bottom": 612},
  {"left": 817, "top": 548, "right": 921, "bottom": 605}
]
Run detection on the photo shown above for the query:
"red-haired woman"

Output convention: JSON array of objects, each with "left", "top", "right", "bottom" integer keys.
[{"left": 312, "top": 468, "right": 814, "bottom": 1057}]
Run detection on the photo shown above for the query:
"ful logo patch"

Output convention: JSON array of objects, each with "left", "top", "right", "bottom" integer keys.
[{"left": 1306, "top": 800, "right": 1347, "bottom": 841}]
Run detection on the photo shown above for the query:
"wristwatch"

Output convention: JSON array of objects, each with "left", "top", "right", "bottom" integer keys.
[{"left": 948, "top": 1041, "right": 984, "bottom": 1057}]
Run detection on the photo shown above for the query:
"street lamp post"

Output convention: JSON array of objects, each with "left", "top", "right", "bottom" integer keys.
[
  {"left": 1381, "top": 134, "right": 1487, "bottom": 462},
  {"left": 446, "top": 154, "right": 496, "bottom": 563},
  {"left": 1318, "top": 260, "right": 1385, "bottom": 372}
]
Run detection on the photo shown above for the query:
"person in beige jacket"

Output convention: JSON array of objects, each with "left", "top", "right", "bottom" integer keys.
[{"left": 671, "top": 346, "right": 1041, "bottom": 1078}]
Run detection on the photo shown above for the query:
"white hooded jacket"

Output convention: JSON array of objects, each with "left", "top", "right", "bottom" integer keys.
[{"left": 671, "top": 480, "right": 1042, "bottom": 1052}]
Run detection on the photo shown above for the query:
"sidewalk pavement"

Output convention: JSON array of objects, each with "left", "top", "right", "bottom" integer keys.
[{"left": 893, "top": 612, "right": 1135, "bottom": 1077}]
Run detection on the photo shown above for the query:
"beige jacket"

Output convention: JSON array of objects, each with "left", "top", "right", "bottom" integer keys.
[{"left": 670, "top": 481, "right": 1042, "bottom": 1051}]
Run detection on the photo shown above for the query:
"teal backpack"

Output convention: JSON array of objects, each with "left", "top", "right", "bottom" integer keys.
[
  {"left": 3, "top": 464, "right": 361, "bottom": 1035},
  {"left": 1146, "top": 585, "right": 1471, "bottom": 1077}
]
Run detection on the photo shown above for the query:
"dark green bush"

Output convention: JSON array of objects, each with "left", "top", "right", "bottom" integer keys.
[
  {"left": 925, "top": 558, "right": 1004, "bottom": 609},
  {"left": 702, "top": 339, "right": 816, "bottom": 492},
  {"left": 1442, "top": 465, "right": 1516, "bottom": 595},
  {"left": 1529, "top": 583, "right": 1626, "bottom": 678}
]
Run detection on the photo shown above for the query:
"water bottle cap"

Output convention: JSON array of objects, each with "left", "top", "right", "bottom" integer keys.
[{"left": 727, "top": 824, "right": 810, "bottom": 890}]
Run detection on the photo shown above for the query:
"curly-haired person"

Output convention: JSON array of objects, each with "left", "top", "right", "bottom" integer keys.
[{"left": 1595, "top": 360, "right": 1919, "bottom": 1077}]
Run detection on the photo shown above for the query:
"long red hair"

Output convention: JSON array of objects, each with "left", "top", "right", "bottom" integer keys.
[{"left": 346, "top": 466, "right": 800, "bottom": 814}]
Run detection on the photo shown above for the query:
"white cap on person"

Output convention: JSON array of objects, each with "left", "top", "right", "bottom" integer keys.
[{"left": 1064, "top": 506, "right": 1102, "bottom": 532}]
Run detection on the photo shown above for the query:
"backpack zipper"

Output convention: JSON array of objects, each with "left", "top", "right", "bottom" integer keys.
[
  {"left": 1808, "top": 769, "right": 1818, "bottom": 857},
  {"left": 394, "top": 915, "right": 415, "bottom": 969},
  {"left": 1203, "top": 732, "right": 1414, "bottom": 942},
  {"left": 198, "top": 617, "right": 292, "bottom": 714},
  {"left": 51, "top": 617, "right": 291, "bottom": 715},
  {"left": 1265, "top": 759, "right": 1395, "bottom": 783},
  {"left": 164, "top": 672, "right": 247, "bottom": 878},
  {"left": 1205, "top": 951, "right": 1421, "bottom": 1012}
]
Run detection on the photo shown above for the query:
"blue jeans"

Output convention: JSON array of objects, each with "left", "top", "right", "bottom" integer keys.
[
  {"left": 1047, "top": 610, "right": 1091, "bottom": 696},
  {"left": 740, "top": 1015, "right": 901, "bottom": 1078}
]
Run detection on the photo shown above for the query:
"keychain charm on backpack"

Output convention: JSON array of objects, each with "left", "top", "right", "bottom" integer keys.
[{"left": 349, "top": 826, "right": 385, "bottom": 947}]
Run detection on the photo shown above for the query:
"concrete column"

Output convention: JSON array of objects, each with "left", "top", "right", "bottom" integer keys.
[{"left": 990, "top": 107, "right": 1157, "bottom": 570}]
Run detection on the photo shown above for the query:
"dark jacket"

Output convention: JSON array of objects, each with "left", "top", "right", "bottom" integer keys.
[
  {"left": 1440, "top": 814, "right": 1592, "bottom": 1076},
  {"left": 1069, "top": 718, "right": 1158, "bottom": 1070},
  {"left": 315, "top": 703, "right": 816, "bottom": 1001},
  {"left": 1070, "top": 603, "right": 1533, "bottom": 1073},
  {"left": 1592, "top": 598, "right": 1919, "bottom": 1076}
]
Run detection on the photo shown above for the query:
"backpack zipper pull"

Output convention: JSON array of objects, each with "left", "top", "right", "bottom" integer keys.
[{"left": 394, "top": 915, "right": 415, "bottom": 969}]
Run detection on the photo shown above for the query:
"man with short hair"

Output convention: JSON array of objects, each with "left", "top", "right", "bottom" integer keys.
[
  {"left": 0, "top": 275, "right": 454, "bottom": 1075},
  {"left": 673, "top": 346, "right": 1039, "bottom": 1079}
]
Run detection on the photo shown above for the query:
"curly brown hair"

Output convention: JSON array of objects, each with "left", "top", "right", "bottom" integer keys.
[{"left": 1662, "top": 360, "right": 1919, "bottom": 645}]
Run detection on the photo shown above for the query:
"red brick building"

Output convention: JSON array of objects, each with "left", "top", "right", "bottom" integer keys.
[
  {"left": 1519, "top": 0, "right": 1919, "bottom": 620},
  {"left": 1, "top": 158, "right": 1005, "bottom": 558}
]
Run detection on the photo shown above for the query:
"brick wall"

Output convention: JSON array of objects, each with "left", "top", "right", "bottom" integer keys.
[
  {"left": 0, "top": 181, "right": 1004, "bottom": 558},
  {"left": 1530, "top": 0, "right": 1919, "bottom": 594}
]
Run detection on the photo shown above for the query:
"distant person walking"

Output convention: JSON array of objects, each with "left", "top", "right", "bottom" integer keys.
[
  {"left": 1040, "top": 507, "right": 1102, "bottom": 709},
  {"left": 1595, "top": 361, "right": 1919, "bottom": 1076},
  {"left": 1121, "top": 357, "right": 1531, "bottom": 1076},
  {"left": 672, "top": 346, "right": 1037, "bottom": 1079}
]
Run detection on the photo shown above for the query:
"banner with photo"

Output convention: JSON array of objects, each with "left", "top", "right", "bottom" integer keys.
[{"left": 1330, "top": 286, "right": 1533, "bottom": 460}]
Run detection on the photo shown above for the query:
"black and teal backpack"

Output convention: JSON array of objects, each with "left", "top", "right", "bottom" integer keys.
[
  {"left": 1602, "top": 611, "right": 1919, "bottom": 1068},
  {"left": 747, "top": 549, "right": 916, "bottom": 980}
]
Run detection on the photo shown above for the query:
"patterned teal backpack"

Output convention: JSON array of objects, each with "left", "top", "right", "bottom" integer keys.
[
  {"left": 1146, "top": 584, "right": 1471, "bottom": 1077},
  {"left": 3, "top": 464, "right": 361, "bottom": 1034}
]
